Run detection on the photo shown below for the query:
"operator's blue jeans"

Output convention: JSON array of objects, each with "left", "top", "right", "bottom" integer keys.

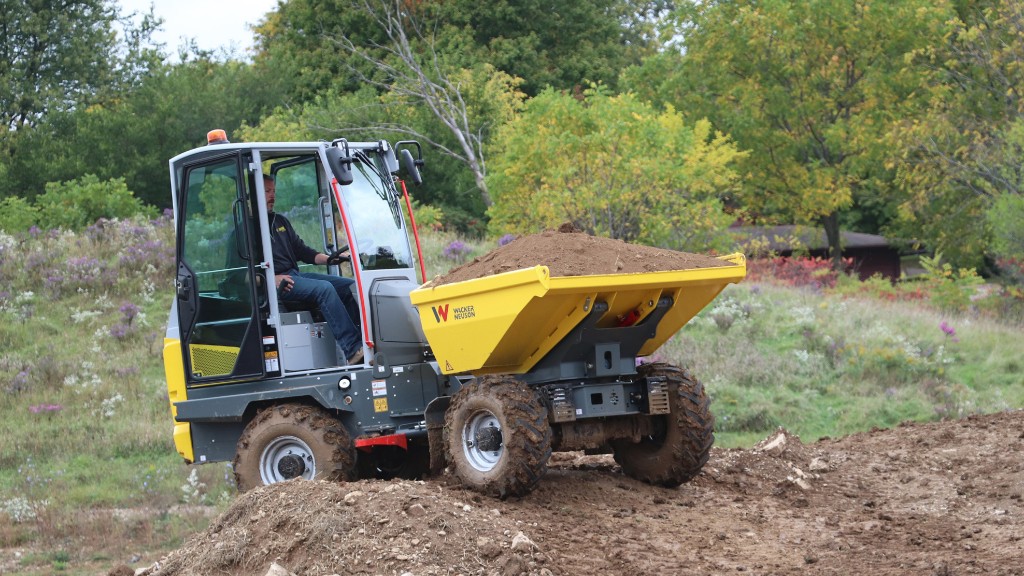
[{"left": 278, "top": 269, "right": 361, "bottom": 359}]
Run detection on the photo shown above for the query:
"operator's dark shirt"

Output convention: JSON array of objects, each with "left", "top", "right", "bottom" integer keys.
[{"left": 269, "top": 212, "right": 318, "bottom": 272}]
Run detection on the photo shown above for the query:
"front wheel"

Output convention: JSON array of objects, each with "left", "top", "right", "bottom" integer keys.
[
  {"left": 233, "top": 403, "right": 356, "bottom": 491},
  {"left": 611, "top": 363, "right": 714, "bottom": 487},
  {"left": 445, "top": 376, "right": 552, "bottom": 498}
]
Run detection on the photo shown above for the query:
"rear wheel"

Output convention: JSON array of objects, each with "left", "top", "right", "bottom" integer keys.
[
  {"left": 611, "top": 363, "right": 714, "bottom": 487},
  {"left": 233, "top": 403, "right": 356, "bottom": 491},
  {"left": 445, "top": 376, "right": 552, "bottom": 498}
]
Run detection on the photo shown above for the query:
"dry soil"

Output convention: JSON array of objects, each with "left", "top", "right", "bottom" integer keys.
[
  {"left": 428, "top": 224, "right": 734, "bottom": 286},
  {"left": 137, "top": 409, "right": 1024, "bottom": 576}
]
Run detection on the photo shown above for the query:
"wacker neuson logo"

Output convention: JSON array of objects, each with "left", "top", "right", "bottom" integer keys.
[{"left": 431, "top": 304, "right": 476, "bottom": 323}]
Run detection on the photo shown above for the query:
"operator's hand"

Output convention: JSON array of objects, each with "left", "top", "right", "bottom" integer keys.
[
  {"left": 275, "top": 274, "right": 295, "bottom": 293},
  {"left": 326, "top": 248, "right": 351, "bottom": 265}
]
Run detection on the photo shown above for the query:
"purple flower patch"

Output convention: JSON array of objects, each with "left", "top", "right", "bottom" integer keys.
[{"left": 443, "top": 241, "right": 472, "bottom": 261}]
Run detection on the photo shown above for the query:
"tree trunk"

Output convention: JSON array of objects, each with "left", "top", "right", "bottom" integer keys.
[{"left": 821, "top": 212, "right": 843, "bottom": 271}]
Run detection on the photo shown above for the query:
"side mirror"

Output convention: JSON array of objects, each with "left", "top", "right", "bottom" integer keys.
[
  {"left": 326, "top": 142, "right": 354, "bottom": 186},
  {"left": 396, "top": 141, "right": 424, "bottom": 185},
  {"left": 399, "top": 149, "right": 423, "bottom": 185}
]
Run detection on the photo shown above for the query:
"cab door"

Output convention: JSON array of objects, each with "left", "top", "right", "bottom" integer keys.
[{"left": 175, "top": 152, "right": 266, "bottom": 384}]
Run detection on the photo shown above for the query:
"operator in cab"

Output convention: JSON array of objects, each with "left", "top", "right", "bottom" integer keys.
[{"left": 264, "top": 174, "right": 364, "bottom": 365}]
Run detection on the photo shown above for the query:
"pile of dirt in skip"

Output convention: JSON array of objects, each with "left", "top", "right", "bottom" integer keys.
[{"left": 427, "top": 223, "right": 735, "bottom": 287}]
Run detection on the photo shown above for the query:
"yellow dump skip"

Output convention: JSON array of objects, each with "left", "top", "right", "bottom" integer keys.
[{"left": 410, "top": 253, "right": 746, "bottom": 375}]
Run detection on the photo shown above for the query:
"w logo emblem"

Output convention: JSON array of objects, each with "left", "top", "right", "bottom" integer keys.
[{"left": 431, "top": 304, "right": 449, "bottom": 323}]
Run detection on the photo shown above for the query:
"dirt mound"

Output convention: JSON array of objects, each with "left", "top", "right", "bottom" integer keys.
[
  {"left": 149, "top": 479, "right": 552, "bottom": 576},
  {"left": 429, "top": 227, "right": 733, "bottom": 286},
  {"left": 139, "top": 410, "right": 1024, "bottom": 576}
]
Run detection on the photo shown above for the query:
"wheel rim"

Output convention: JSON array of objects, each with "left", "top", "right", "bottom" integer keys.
[
  {"left": 461, "top": 409, "right": 503, "bottom": 472},
  {"left": 259, "top": 435, "right": 316, "bottom": 484}
]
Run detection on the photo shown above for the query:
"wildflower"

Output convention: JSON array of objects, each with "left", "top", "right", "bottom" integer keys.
[
  {"left": 939, "top": 321, "right": 959, "bottom": 342},
  {"left": 28, "top": 404, "right": 62, "bottom": 414},
  {"left": 442, "top": 240, "right": 472, "bottom": 261},
  {"left": 119, "top": 302, "right": 140, "bottom": 323},
  {"left": 939, "top": 321, "right": 955, "bottom": 337},
  {"left": 498, "top": 234, "right": 517, "bottom": 247},
  {"left": 10, "top": 369, "right": 30, "bottom": 392},
  {"left": 109, "top": 324, "right": 130, "bottom": 339}
]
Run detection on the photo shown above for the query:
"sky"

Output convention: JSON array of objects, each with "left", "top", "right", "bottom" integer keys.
[{"left": 117, "top": 0, "right": 279, "bottom": 58}]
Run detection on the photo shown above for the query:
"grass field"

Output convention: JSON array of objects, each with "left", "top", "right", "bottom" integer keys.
[{"left": 1, "top": 219, "right": 1022, "bottom": 574}]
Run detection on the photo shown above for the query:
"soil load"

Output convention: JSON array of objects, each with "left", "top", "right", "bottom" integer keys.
[
  {"left": 139, "top": 409, "right": 1024, "bottom": 576},
  {"left": 429, "top": 226, "right": 736, "bottom": 287}
]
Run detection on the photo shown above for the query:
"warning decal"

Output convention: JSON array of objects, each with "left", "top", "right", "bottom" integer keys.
[
  {"left": 373, "top": 398, "right": 388, "bottom": 413},
  {"left": 371, "top": 380, "right": 387, "bottom": 397}
]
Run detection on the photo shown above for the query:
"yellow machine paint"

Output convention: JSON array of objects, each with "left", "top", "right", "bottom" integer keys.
[
  {"left": 188, "top": 343, "right": 241, "bottom": 378},
  {"left": 410, "top": 253, "right": 746, "bottom": 375},
  {"left": 162, "top": 337, "right": 195, "bottom": 463}
]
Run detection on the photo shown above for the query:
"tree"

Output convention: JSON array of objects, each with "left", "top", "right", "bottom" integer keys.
[
  {"left": 888, "top": 0, "right": 1024, "bottom": 268},
  {"left": 251, "top": 0, "right": 670, "bottom": 216},
  {"left": 239, "top": 80, "right": 509, "bottom": 234},
  {"left": 0, "top": 0, "right": 160, "bottom": 134},
  {"left": 0, "top": 0, "right": 166, "bottom": 201},
  {"left": 487, "top": 88, "right": 744, "bottom": 251},
  {"left": 254, "top": 0, "right": 671, "bottom": 100},
  {"left": 626, "top": 0, "right": 951, "bottom": 269},
  {"left": 421, "top": 0, "right": 672, "bottom": 96},
  {"left": 251, "top": 0, "right": 389, "bottom": 103},
  {"left": 2, "top": 52, "right": 277, "bottom": 206},
  {"left": 313, "top": 0, "right": 527, "bottom": 209}
]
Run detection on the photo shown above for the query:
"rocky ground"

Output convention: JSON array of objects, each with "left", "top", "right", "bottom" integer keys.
[{"left": 126, "top": 409, "right": 1023, "bottom": 576}]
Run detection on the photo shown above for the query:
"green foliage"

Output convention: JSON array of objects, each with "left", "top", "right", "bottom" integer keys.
[
  {"left": 409, "top": 199, "right": 445, "bottom": 232},
  {"left": 33, "top": 175, "right": 153, "bottom": 231},
  {"left": 1, "top": 53, "right": 280, "bottom": 207},
  {"left": 0, "top": 197, "right": 39, "bottom": 233},
  {"left": 0, "top": 1, "right": 160, "bottom": 134},
  {"left": 241, "top": 68, "right": 523, "bottom": 226},
  {"left": 629, "top": 0, "right": 951, "bottom": 262},
  {"left": 919, "top": 252, "right": 985, "bottom": 313},
  {"left": 987, "top": 192, "right": 1024, "bottom": 261},
  {"left": 888, "top": 1, "right": 1024, "bottom": 268},
  {"left": 254, "top": 0, "right": 668, "bottom": 101},
  {"left": 487, "top": 87, "right": 743, "bottom": 251},
  {"left": 251, "top": 0, "right": 388, "bottom": 102},
  {"left": 420, "top": 0, "right": 668, "bottom": 96}
]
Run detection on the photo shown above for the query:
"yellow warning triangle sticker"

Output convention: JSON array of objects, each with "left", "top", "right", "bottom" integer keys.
[{"left": 445, "top": 360, "right": 453, "bottom": 372}]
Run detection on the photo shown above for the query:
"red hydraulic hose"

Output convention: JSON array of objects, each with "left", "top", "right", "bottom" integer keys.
[{"left": 400, "top": 179, "right": 428, "bottom": 284}]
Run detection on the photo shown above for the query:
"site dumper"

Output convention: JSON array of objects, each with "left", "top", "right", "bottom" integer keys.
[
  {"left": 409, "top": 257, "right": 745, "bottom": 495},
  {"left": 162, "top": 132, "right": 746, "bottom": 497}
]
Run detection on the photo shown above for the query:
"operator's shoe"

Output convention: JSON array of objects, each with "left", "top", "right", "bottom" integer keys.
[{"left": 347, "top": 348, "right": 364, "bottom": 365}]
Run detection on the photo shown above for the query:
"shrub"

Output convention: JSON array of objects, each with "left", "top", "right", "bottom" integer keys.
[
  {"left": 987, "top": 193, "right": 1024, "bottom": 265},
  {"left": 919, "top": 252, "right": 984, "bottom": 313},
  {"left": 746, "top": 256, "right": 850, "bottom": 289},
  {"left": 35, "top": 174, "right": 153, "bottom": 231},
  {"left": 832, "top": 273, "right": 929, "bottom": 302},
  {"left": 0, "top": 197, "right": 39, "bottom": 233},
  {"left": 410, "top": 200, "right": 444, "bottom": 231}
]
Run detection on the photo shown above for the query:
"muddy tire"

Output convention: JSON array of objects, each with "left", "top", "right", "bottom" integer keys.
[
  {"left": 445, "top": 376, "right": 552, "bottom": 498},
  {"left": 612, "top": 363, "right": 714, "bottom": 487},
  {"left": 233, "top": 403, "right": 356, "bottom": 491}
]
